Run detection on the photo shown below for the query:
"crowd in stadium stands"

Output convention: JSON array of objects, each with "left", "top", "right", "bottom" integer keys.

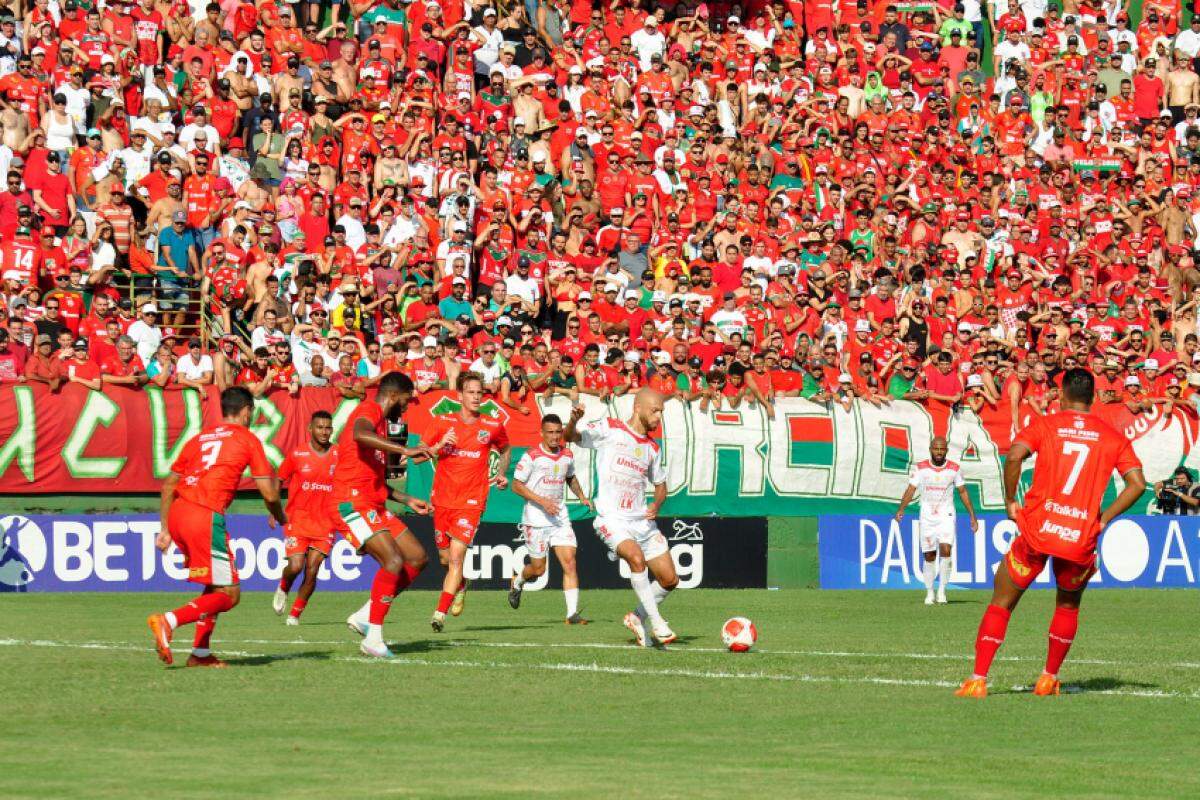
[{"left": 0, "top": 0, "right": 1199, "bottom": 436}]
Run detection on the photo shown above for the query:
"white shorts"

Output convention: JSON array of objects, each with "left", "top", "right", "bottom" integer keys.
[
  {"left": 920, "top": 519, "right": 956, "bottom": 552},
  {"left": 594, "top": 516, "right": 668, "bottom": 560},
  {"left": 521, "top": 522, "right": 577, "bottom": 560}
]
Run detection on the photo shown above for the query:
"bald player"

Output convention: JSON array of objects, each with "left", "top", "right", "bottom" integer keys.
[
  {"left": 562, "top": 388, "right": 678, "bottom": 646},
  {"left": 895, "top": 436, "right": 978, "bottom": 605}
]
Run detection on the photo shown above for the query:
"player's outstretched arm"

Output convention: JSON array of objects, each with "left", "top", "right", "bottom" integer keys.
[
  {"left": 956, "top": 485, "right": 979, "bottom": 531},
  {"left": 388, "top": 487, "right": 431, "bottom": 515},
  {"left": 567, "top": 475, "right": 594, "bottom": 512},
  {"left": 562, "top": 404, "right": 586, "bottom": 444},
  {"left": 1002, "top": 442, "right": 1032, "bottom": 521},
  {"left": 894, "top": 483, "right": 917, "bottom": 522},
  {"left": 353, "top": 417, "right": 431, "bottom": 459},
  {"left": 1099, "top": 468, "right": 1147, "bottom": 528},
  {"left": 157, "top": 472, "right": 180, "bottom": 552},
  {"left": 254, "top": 476, "right": 287, "bottom": 527}
]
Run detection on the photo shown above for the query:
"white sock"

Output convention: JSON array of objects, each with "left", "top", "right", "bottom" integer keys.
[
  {"left": 352, "top": 599, "right": 371, "bottom": 624},
  {"left": 635, "top": 581, "right": 671, "bottom": 621},
  {"left": 629, "top": 571, "right": 663, "bottom": 626},
  {"left": 165, "top": 611, "right": 178, "bottom": 629},
  {"left": 922, "top": 560, "right": 936, "bottom": 592},
  {"left": 564, "top": 588, "right": 579, "bottom": 616},
  {"left": 191, "top": 647, "right": 210, "bottom": 658},
  {"left": 365, "top": 623, "right": 383, "bottom": 645},
  {"left": 513, "top": 573, "right": 526, "bottom": 589},
  {"left": 939, "top": 554, "right": 952, "bottom": 589}
]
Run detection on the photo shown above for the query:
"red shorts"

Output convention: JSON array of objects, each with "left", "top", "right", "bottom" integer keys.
[
  {"left": 1005, "top": 533, "right": 1097, "bottom": 591},
  {"left": 284, "top": 512, "right": 335, "bottom": 557},
  {"left": 434, "top": 507, "right": 483, "bottom": 549},
  {"left": 331, "top": 498, "right": 408, "bottom": 551},
  {"left": 168, "top": 497, "right": 238, "bottom": 587}
]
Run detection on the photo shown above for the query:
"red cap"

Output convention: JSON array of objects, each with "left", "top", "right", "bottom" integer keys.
[{"left": 228, "top": 137, "right": 244, "bottom": 148}]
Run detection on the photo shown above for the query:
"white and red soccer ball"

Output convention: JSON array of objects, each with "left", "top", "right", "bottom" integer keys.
[{"left": 722, "top": 617, "right": 757, "bottom": 652}]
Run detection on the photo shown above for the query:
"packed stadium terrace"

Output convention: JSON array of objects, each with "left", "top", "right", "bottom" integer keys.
[{"left": 0, "top": 0, "right": 1197, "bottom": 426}]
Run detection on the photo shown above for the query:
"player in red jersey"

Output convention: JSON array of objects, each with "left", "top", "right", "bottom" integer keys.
[
  {"left": 957, "top": 369, "right": 1146, "bottom": 698},
  {"left": 424, "top": 372, "right": 511, "bottom": 632},
  {"left": 333, "top": 371, "right": 434, "bottom": 658},
  {"left": 272, "top": 411, "right": 337, "bottom": 625},
  {"left": 147, "top": 387, "right": 286, "bottom": 668}
]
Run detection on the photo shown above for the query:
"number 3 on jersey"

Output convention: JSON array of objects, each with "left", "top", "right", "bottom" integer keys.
[
  {"left": 199, "top": 440, "right": 224, "bottom": 470},
  {"left": 1060, "top": 441, "right": 1090, "bottom": 494}
]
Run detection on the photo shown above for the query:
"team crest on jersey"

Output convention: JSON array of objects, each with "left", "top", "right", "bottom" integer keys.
[
  {"left": 477, "top": 430, "right": 490, "bottom": 443},
  {"left": 366, "top": 510, "right": 380, "bottom": 524},
  {"left": 634, "top": 446, "right": 644, "bottom": 459},
  {"left": 1073, "top": 419, "right": 1085, "bottom": 429}
]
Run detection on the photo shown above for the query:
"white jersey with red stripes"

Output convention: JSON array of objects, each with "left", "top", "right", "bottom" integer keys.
[
  {"left": 908, "top": 459, "right": 964, "bottom": 522},
  {"left": 513, "top": 444, "right": 575, "bottom": 528},
  {"left": 577, "top": 417, "right": 664, "bottom": 522}
]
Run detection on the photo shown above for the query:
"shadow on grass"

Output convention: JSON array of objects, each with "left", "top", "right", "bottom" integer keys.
[
  {"left": 221, "top": 650, "right": 334, "bottom": 667},
  {"left": 385, "top": 639, "right": 467, "bottom": 654},
  {"left": 1068, "top": 677, "right": 1160, "bottom": 693},
  {"left": 460, "top": 624, "right": 551, "bottom": 632}
]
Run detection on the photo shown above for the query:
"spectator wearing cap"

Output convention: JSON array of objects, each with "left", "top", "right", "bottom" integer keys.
[
  {"left": 29, "top": 148, "right": 73, "bottom": 235},
  {"left": 438, "top": 277, "right": 475, "bottom": 322},
  {"left": 126, "top": 303, "right": 163, "bottom": 368},
  {"left": 155, "top": 210, "right": 199, "bottom": 329},
  {"left": 34, "top": 295, "right": 71, "bottom": 343},
  {"left": 174, "top": 337, "right": 214, "bottom": 389},
  {"left": 24, "top": 333, "right": 63, "bottom": 390},
  {"left": 63, "top": 338, "right": 101, "bottom": 391}
]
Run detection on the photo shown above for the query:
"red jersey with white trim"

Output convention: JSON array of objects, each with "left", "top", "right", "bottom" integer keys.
[
  {"left": 278, "top": 445, "right": 338, "bottom": 520},
  {"left": 1012, "top": 410, "right": 1142, "bottom": 560},
  {"left": 426, "top": 412, "right": 509, "bottom": 511},
  {"left": 171, "top": 424, "right": 274, "bottom": 514},
  {"left": 331, "top": 400, "right": 389, "bottom": 505},
  {"left": 577, "top": 417, "right": 664, "bottom": 521},
  {"left": 514, "top": 444, "right": 574, "bottom": 528},
  {"left": 908, "top": 459, "right": 964, "bottom": 521}
]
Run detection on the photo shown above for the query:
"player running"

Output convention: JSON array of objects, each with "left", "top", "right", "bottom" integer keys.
[
  {"left": 273, "top": 411, "right": 337, "bottom": 625},
  {"left": 956, "top": 368, "right": 1145, "bottom": 698},
  {"left": 425, "top": 372, "right": 511, "bottom": 632},
  {"left": 894, "top": 436, "right": 979, "bottom": 605},
  {"left": 147, "top": 387, "right": 286, "bottom": 668},
  {"left": 333, "top": 371, "right": 434, "bottom": 658},
  {"left": 508, "top": 413, "right": 595, "bottom": 624},
  {"left": 562, "top": 388, "right": 679, "bottom": 646}
]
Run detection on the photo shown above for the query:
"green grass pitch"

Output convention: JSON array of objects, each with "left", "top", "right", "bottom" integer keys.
[{"left": 1, "top": 589, "right": 1198, "bottom": 798}]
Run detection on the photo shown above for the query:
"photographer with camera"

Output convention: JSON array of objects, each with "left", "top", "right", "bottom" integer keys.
[{"left": 1154, "top": 467, "right": 1200, "bottom": 516}]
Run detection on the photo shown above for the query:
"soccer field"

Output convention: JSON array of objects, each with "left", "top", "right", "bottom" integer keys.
[{"left": 2, "top": 589, "right": 1198, "bottom": 799}]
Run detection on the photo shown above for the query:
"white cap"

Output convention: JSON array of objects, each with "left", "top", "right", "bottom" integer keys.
[
  {"left": 624, "top": 289, "right": 640, "bottom": 300},
  {"left": 653, "top": 351, "right": 671, "bottom": 365},
  {"left": 457, "top": 91, "right": 471, "bottom": 101},
  {"left": 838, "top": 372, "right": 852, "bottom": 383},
  {"left": 585, "top": 109, "right": 598, "bottom": 118},
  {"left": 957, "top": 321, "right": 973, "bottom": 331},
  {"left": 452, "top": 276, "right": 467, "bottom": 285},
  {"left": 1125, "top": 375, "right": 1141, "bottom": 387},
  {"left": 489, "top": 64, "right": 505, "bottom": 75},
  {"left": 651, "top": 291, "right": 666, "bottom": 303},
  {"left": 234, "top": 200, "right": 253, "bottom": 211},
  {"left": 532, "top": 151, "right": 546, "bottom": 162},
  {"left": 482, "top": 6, "right": 496, "bottom": 15},
  {"left": 966, "top": 374, "right": 984, "bottom": 388},
  {"left": 578, "top": 291, "right": 592, "bottom": 300},
  {"left": 586, "top": 56, "right": 604, "bottom": 69},
  {"left": 452, "top": 221, "right": 468, "bottom": 232},
  {"left": 854, "top": 319, "right": 871, "bottom": 332},
  {"left": 497, "top": 315, "right": 513, "bottom": 326},
  {"left": 688, "top": 105, "right": 704, "bottom": 116},
  {"left": 422, "top": 335, "right": 439, "bottom": 348},
  {"left": 1144, "top": 358, "right": 1159, "bottom": 371},
  {"left": 101, "top": 54, "right": 115, "bottom": 65},
  {"left": 625, "top": 351, "right": 641, "bottom": 362},
  {"left": 609, "top": 206, "right": 624, "bottom": 215},
  {"left": 569, "top": 65, "right": 583, "bottom": 75},
  {"left": 140, "top": 303, "right": 158, "bottom": 314}
]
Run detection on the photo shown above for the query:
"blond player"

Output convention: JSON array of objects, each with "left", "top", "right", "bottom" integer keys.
[
  {"left": 562, "top": 388, "right": 678, "bottom": 646},
  {"left": 508, "top": 413, "right": 595, "bottom": 624},
  {"left": 895, "top": 436, "right": 979, "bottom": 605}
]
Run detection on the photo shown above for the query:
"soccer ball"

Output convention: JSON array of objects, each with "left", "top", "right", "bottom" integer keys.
[{"left": 722, "top": 617, "right": 757, "bottom": 652}]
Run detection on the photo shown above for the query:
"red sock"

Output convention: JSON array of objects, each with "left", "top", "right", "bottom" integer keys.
[
  {"left": 171, "top": 592, "right": 235, "bottom": 628},
  {"left": 972, "top": 604, "right": 1012, "bottom": 678},
  {"left": 193, "top": 613, "right": 217, "bottom": 650},
  {"left": 368, "top": 569, "right": 402, "bottom": 625},
  {"left": 278, "top": 578, "right": 288, "bottom": 592},
  {"left": 1045, "top": 606, "right": 1079, "bottom": 677},
  {"left": 436, "top": 590, "right": 455, "bottom": 614},
  {"left": 289, "top": 597, "right": 307, "bottom": 619},
  {"left": 395, "top": 562, "right": 421, "bottom": 592}
]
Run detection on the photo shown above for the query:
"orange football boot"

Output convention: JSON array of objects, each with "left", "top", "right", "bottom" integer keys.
[
  {"left": 1033, "top": 674, "right": 1061, "bottom": 696},
  {"left": 147, "top": 614, "right": 174, "bottom": 665},
  {"left": 955, "top": 677, "right": 988, "bottom": 698},
  {"left": 186, "top": 654, "right": 228, "bottom": 668}
]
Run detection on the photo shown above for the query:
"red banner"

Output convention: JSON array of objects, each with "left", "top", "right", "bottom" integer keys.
[{"left": 0, "top": 384, "right": 544, "bottom": 494}]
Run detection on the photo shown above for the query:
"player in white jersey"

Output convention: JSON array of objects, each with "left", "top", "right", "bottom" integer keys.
[
  {"left": 563, "top": 388, "right": 679, "bottom": 646},
  {"left": 895, "top": 437, "right": 979, "bottom": 605},
  {"left": 508, "top": 414, "right": 595, "bottom": 623}
]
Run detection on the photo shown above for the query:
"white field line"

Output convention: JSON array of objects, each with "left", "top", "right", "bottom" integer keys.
[
  {"left": 222, "top": 638, "right": 1200, "bottom": 670},
  {"left": 1, "top": 637, "right": 1197, "bottom": 699}
]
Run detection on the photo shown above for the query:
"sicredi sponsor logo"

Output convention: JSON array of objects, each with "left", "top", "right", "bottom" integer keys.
[{"left": 819, "top": 515, "right": 1200, "bottom": 589}]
